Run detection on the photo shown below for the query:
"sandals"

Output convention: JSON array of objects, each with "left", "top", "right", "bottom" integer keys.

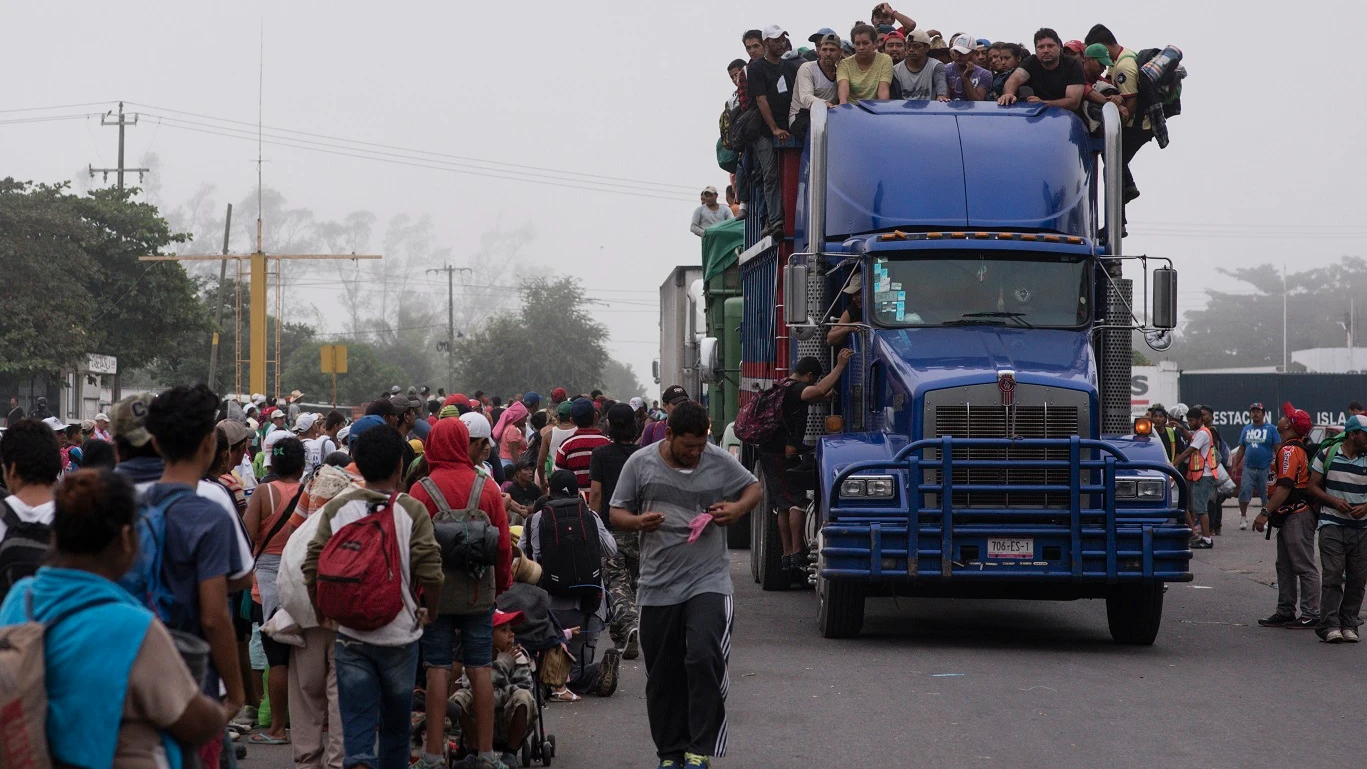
[
  {"left": 547, "top": 687, "right": 582, "bottom": 703},
  {"left": 247, "top": 732, "right": 290, "bottom": 745}
]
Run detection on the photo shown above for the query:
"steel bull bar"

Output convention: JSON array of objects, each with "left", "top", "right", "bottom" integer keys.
[{"left": 822, "top": 437, "right": 1193, "bottom": 583}]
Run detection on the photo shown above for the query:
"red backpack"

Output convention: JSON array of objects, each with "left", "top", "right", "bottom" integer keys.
[
  {"left": 315, "top": 492, "right": 406, "bottom": 631},
  {"left": 733, "top": 379, "right": 798, "bottom": 444}
]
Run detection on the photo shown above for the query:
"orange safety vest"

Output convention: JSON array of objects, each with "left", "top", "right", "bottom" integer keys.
[{"left": 1186, "top": 426, "right": 1218, "bottom": 481}]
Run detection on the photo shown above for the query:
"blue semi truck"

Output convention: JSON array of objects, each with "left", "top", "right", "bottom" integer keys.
[{"left": 719, "top": 101, "right": 1188, "bottom": 643}]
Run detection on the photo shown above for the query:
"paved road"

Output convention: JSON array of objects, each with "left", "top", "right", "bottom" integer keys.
[{"left": 249, "top": 518, "right": 1362, "bottom": 769}]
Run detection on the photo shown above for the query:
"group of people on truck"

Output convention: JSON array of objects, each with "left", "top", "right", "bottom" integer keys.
[
  {"left": 1145, "top": 399, "right": 1367, "bottom": 645},
  {"left": 719, "top": 5, "right": 1184, "bottom": 241}
]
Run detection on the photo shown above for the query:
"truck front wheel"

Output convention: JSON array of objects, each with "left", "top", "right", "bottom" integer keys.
[
  {"left": 754, "top": 466, "right": 787, "bottom": 591},
  {"left": 1106, "top": 584, "right": 1165, "bottom": 645},
  {"left": 817, "top": 572, "right": 866, "bottom": 638}
]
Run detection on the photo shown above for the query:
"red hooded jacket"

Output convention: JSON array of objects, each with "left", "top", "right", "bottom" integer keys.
[{"left": 408, "top": 417, "right": 513, "bottom": 593}]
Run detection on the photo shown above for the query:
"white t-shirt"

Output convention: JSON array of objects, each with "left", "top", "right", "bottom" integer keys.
[
  {"left": 302, "top": 436, "right": 337, "bottom": 476},
  {"left": 0, "top": 496, "right": 56, "bottom": 540},
  {"left": 1189, "top": 428, "right": 1215, "bottom": 477}
]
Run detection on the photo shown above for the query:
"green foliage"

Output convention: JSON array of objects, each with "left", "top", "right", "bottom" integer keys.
[
  {"left": 282, "top": 339, "right": 408, "bottom": 406},
  {"left": 1175, "top": 257, "right": 1366, "bottom": 369},
  {"left": 452, "top": 277, "right": 608, "bottom": 396},
  {"left": 0, "top": 179, "right": 208, "bottom": 377},
  {"left": 598, "top": 359, "right": 648, "bottom": 400}
]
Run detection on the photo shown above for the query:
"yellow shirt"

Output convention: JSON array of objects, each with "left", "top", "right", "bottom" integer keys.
[
  {"left": 1109, "top": 48, "right": 1149, "bottom": 129},
  {"left": 837, "top": 53, "right": 894, "bottom": 101}
]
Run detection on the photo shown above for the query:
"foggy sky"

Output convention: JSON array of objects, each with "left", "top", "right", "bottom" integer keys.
[{"left": 4, "top": 0, "right": 1364, "bottom": 396}]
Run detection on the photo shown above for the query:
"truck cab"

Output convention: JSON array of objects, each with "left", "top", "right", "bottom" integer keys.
[{"left": 735, "top": 100, "right": 1188, "bottom": 644}]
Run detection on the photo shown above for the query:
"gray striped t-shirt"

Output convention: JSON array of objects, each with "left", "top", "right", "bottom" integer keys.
[
  {"left": 611, "top": 442, "right": 758, "bottom": 606},
  {"left": 1312, "top": 447, "right": 1367, "bottom": 528}
]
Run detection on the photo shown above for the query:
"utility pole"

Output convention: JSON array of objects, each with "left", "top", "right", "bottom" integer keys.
[
  {"left": 89, "top": 102, "right": 149, "bottom": 189},
  {"left": 427, "top": 264, "right": 472, "bottom": 392},
  {"left": 1282, "top": 264, "right": 1288, "bottom": 372},
  {"left": 208, "top": 204, "right": 234, "bottom": 391}
]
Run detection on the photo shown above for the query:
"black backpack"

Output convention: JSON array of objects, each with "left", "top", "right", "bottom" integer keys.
[
  {"left": 0, "top": 499, "right": 52, "bottom": 600},
  {"left": 537, "top": 497, "right": 602, "bottom": 603}
]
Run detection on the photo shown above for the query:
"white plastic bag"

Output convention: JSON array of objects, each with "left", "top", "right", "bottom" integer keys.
[{"left": 1215, "top": 463, "right": 1235, "bottom": 495}]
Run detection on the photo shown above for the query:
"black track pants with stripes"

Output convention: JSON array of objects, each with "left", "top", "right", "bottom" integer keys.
[{"left": 641, "top": 592, "right": 734, "bottom": 759}]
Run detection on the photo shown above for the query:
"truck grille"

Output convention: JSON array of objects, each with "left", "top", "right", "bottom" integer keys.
[{"left": 932, "top": 404, "right": 1080, "bottom": 508}]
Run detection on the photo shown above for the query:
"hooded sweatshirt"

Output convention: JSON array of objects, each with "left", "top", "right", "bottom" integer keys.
[
  {"left": 493, "top": 401, "right": 530, "bottom": 460},
  {"left": 408, "top": 418, "right": 514, "bottom": 595}
]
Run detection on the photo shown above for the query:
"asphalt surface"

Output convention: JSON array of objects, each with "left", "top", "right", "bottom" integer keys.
[{"left": 247, "top": 513, "right": 1365, "bottom": 769}]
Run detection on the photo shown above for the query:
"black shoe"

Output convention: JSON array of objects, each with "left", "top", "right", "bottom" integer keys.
[
  {"left": 1123, "top": 186, "right": 1141, "bottom": 203},
  {"left": 596, "top": 648, "right": 621, "bottom": 697},
  {"left": 1258, "top": 613, "right": 1297, "bottom": 628},
  {"left": 735, "top": 207, "right": 748, "bottom": 220},
  {"left": 780, "top": 553, "right": 792, "bottom": 574},
  {"left": 762, "top": 219, "right": 785, "bottom": 238},
  {"left": 1292, "top": 616, "right": 1319, "bottom": 629},
  {"left": 1191, "top": 538, "right": 1214, "bottom": 549}
]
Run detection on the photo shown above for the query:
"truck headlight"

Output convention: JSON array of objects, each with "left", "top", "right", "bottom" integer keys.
[
  {"left": 1116, "top": 477, "right": 1166, "bottom": 501},
  {"left": 841, "top": 478, "right": 867, "bottom": 498},
  {"left": 864, "top": 476, "right": 895, "bottom": 498}
]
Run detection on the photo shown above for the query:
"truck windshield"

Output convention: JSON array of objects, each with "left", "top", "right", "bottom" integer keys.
[{"left": 869, "top": 252, "right": 1091, "bottom": 329}]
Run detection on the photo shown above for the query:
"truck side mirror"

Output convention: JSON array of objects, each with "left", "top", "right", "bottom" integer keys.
[
  {"left": 699, "top": 337, "right": 721, "bottom": 383},
  {"left": 1152, "top": 267, "right": 1177, "bottom": 329},
  {"left": 784, "top": 263, "right": 809, "bottom": 327}
]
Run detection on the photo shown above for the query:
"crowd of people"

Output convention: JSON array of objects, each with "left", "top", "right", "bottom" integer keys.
[
  {"left": 705, "top": 5, "right": 1184, "bottom": 240},
  {"left": 0, "top": 380, "right": 764, "bottom": 769},
  {"left": 1145, "top": 399, "right": 1367, "bottom": 643}
]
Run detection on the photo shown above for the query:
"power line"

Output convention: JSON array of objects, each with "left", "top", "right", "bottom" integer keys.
[
  {"left": 0, "top": 101, "right": 115, "bottom": 114},
  {"left": 126, "top": 101, "right": 698, "bottom": 193}
]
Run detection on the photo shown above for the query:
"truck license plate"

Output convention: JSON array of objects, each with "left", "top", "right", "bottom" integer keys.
[{"left": 987, "top": 538, "right": 1033, "bottom": 559}]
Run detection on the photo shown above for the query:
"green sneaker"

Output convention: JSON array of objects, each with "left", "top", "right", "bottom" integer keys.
[
  {"left": 684, "top": 753, "right": 711, "bottom": 768},
  {"left": 656, "top": 759, "right": 681, "bottom": 769}
]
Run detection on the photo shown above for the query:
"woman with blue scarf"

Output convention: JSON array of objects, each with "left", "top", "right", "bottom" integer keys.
[{"left": 0, "top": 469, "right": 230, "bottom": 768}]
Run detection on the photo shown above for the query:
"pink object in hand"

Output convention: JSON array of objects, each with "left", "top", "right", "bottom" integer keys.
[{"left": 687, "top": 513, "right": 715, "bottom": 543}]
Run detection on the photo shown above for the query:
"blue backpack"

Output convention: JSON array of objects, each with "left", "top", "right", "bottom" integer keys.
[{"left": 117, "top": 487, "right": 195, "bottom": 624}]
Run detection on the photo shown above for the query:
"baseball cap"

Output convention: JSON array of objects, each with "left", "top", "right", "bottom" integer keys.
[
  {"left": 293, "top": 412, "right": 319, "bottom": 433},
  {"left": 556, "top": 401, "right": 574, "bottom": 419},
  {"left": 460, "top": 412, "right": 492, "bottom": 441},
  {"left": 251, "top": 393, "right": 266, "bottom": 405},
  {"left": 389, "top": 395, "right": 412, "bottom": 415},
  {"left": 80, "top": 420, "right": 96, "bottom": 432},
  {"left": 270, "top": 410, "right": 287, "bottom": 421},
  {"left": 493, "top": 609, "right": 525, "bottom": 628},
  {"left": 628, "top": 397, "right": 646, "bottom": 411},
  {"left": 1064, "top": 40, "right": 1085, "bottom": 54},
  {"left": 843, "top": 272, "right": 863, "bottom": 294},
  {"left": 347, "top": 414, "right": 386, "bottom": 441},
  {"left": 263, "top": 428, "right": 291, "bottom": 455},
  {"left": 884, "top": 29, "right": 905, "bottom": 42},
  {"left": 808, "top": 26, "right": 836, "bottom": 43},
  {"left": 217, "top": 419, "right": 253, "bottom": 446},
  {"left": 702, "top": 185, "right": 718, "bottom": 195},
  {"left": 1282, "top": 402, "right": 1312, "bottom": 436},
  {"left": 571, "top": 398, "right": 595, "bottom": 422},
  {"left": 976, "top": 38, "right": 991, "bottom": 47},
  {"left": 950, "top": 33, "right": 975, "bottom": 54},
  {"left": 1346, "top": 415, "right": 1367, "bottom": 434},
  {"left": 389, "top": 385, "right": 401, "bottom": 395},
  {"left": 42, "top": 416, "right": 65, "bottom": 432},
  {"left": 523, "top": 391, "right": 541, "bottom": 407},
  {"left": 876, "top": 24, "right": 895, "bottom": 34},
  {"left": 111, "top": 392, "right": 156, "bottom": 447},
  {"left": 661, "top": 385, "right": 689, "bottom": 406},
  {"left": 762, "top": 24, "right": 788, "bottom": 41},
  {"left": 1249, "top": 401, "right": 1266, "bottom": 411},
  {"left": 817, "top": 33, "right": 842, "bottom": 49},
  {"left": 907, "top": 29, "right": 933, "bottom": 46},
  {"left": 1083, "top": 43, "right": 1112, "bottom": 66},
  {"left": 94, "top": 412, "right": 110, "bottom": 423},
  {"left": 551, "top": 387, "right": 568, "bottom": 402},
  {"left": 607, "top": 403, "right": 636, "bottom": 429}
]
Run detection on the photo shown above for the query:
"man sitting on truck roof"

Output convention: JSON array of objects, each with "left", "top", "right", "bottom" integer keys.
[
  {"left": 744, "top": 25, "right": 797, "bottom": 238},
  {"left": 995, "top": 27, "right": 1084, "bottom": 111},
  {"left": 790, "top": 33, "right": 842, "bottom": 139},
  {"left": 690, "top": 186, "right": 733, "bottom": 237},
  {"left": 891, "top": 28, "right": 949, "bottom": 101}
]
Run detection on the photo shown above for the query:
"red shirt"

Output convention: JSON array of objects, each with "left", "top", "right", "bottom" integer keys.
[{"left": 556, "top": 428, "right": 611, "bottom": 489}]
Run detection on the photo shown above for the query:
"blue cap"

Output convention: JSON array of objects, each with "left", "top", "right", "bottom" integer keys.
[
  {"left": 523, "top": 391, "right": 541, "bottom": 407},
  {"left": 808, "top": 27, "right": 836, "bottom": 43},
  {"left": 1346, "top": 415, "right": 1367, "bottom": 433},
  {"left": 571, "top": 397, "right": 595, "bottom": 422},
  {"left": 347, "top": 414, "right": 387, "bottom": 441},
  {"left": 976, "top": 38, "right": 991, "bottom": 47}
]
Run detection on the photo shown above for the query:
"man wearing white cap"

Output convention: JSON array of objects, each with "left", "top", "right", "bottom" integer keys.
[
  {"left": 945, "top": 33, "right": 992, "bottom": 101},
  {"left": 92, "top": 412, "right": 112, "bottom": 443},
  {"left": 689, "top": 186, "right": 733, "bottom": 237}
]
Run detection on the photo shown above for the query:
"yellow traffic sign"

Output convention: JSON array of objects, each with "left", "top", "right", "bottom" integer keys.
[{"left": 321, "top": 345, "right": 348, "bottom": 374}]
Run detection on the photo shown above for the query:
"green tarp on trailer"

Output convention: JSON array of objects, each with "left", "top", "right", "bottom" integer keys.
[{"left": 701, "top": 216, "right": 745, "bottom": 283}]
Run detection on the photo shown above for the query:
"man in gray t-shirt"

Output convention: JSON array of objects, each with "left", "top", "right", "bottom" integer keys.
[
  {"left": 610, "top": 401, "right": 760, "bottom": 766},
  {"left": 892, "top": 28, "right": 949, "bottom": 101}
]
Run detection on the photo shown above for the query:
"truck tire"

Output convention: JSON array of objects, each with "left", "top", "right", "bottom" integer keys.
[
  {"left": 754, "top": 466, "right": 788, "bottom": 591},
  {"left": 817, "top": 573, "right": 865, "bottom": 638},
  {"left": 1106, "top": 583, "right": 1164, "bottom": 645},
  {"left": 727, "top": 512, "right": 751, "bottom": 549}
]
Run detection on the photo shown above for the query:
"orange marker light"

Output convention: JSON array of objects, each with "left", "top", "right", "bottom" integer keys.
[{"left": 1133, "top": 417, "right": 1153, "bottom": 436}]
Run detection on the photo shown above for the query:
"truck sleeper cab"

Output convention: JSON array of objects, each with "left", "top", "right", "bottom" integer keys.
[{"left": 738, "top": 99, "right": 1185, "bottom": 644}]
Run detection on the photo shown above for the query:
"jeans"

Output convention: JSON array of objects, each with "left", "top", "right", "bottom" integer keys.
[
  {"left": 1318, "top": 524, "right": 1367, "bottom": 634},
  {"left": 1188, "top": 477, "right": 1216, "bottom": 515},
  {"left": 334, "top": 636, "right": 419, "bottom": 769},
  {"left": 1275, "top": 511, "right": 1320, "bottom": 619},
  {"left": 419, "top": 611, "right": 495, "bottom": 669},
  {"left": 1239, "top": 465, "right": 1271, "bottom": 506},
  {"left": 747, "top": 136, "right": 782, "bottom": 226}
]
